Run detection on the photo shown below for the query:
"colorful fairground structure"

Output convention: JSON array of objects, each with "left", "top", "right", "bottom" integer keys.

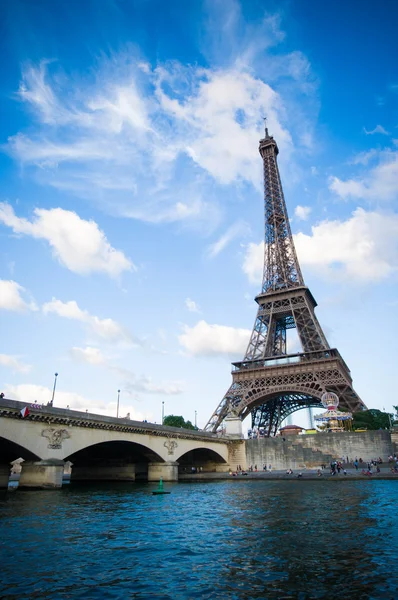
[{"left": 314, "top": 392, "right": 353, "bottom": 432}]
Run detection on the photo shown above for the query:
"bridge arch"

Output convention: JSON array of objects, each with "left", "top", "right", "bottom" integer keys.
[
  {"left": 0, "top": 433, "right": 43, "bottom": 463},
  {"left": 64, "top": 439, "right": 165, "bottom": 464},
  {"left": 175, "top": 446, "right": 227, "bottom": 464},
  {"left": 237, "top": 385, "right": 324, "bottom": 422},
  {"left": 176, "top": 446, "right": 228, "bottom": 474}
]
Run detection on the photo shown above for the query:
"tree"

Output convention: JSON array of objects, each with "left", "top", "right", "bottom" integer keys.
[
  {"left": 163, "top": 415, "right": 195, "bottom": 430},
  {"left": 352, "top": 409, "right": 392, "bottom": 431}
]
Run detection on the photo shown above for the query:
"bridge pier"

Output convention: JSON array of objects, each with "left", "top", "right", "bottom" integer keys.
[
  {"left": 19, "top": 459, "right": 65, "bottom": 489},
  {"left": 71, "top": 461, "right": 136, "bottom": 482},
  {"left": 0, "top": 464, "right": 10, "bottom": 490},
  {"left": 148, "top": 461, "right": 178, "bottom": 482}
]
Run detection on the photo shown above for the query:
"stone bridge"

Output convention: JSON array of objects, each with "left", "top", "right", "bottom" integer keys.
[{"left": 0, "top": 399, "right": 240, "bottom": 489}]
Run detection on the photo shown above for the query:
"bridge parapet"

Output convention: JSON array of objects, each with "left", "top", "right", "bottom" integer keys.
[{"left": 0, "top": 398, "right": 225, "bottom": 443}]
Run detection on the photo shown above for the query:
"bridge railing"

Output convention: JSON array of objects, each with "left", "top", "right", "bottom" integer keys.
[
  {"left": 232, "top": 348, "right": 350, "bottom": 374},
  {"left": 0, "top": 398, "right": 221, "bottom": 439}
]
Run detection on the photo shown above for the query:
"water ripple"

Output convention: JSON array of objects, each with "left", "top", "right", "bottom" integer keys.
[{"left": 1, "top": 481, "right": 398, "bottom": 599}]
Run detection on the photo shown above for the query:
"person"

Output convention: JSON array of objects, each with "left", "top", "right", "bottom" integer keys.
[
  {"left": 354, "top": 459, "right": 359, "bottom": 471},
  {"left": 317, "top": 469, "right": 322, "bottom": 477},
  {"left": 297, "top": 472, "right": 302, "bottom": 478},
  {"left": 263, "top": 464, "right": 267, "bottom": 471},
  {"left": 343, "top": 469, "right": 347, "bottom": 476},
  {"left": 254, "top": 464, "right": 257, "bottom": 472},
  {"left": 268, "top": 464, "right": 272, "bottom": 472}
]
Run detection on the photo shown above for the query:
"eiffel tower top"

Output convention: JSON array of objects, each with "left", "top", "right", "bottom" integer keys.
[{"left": 258, "top": 123, "right": 304, "bottom": 295}]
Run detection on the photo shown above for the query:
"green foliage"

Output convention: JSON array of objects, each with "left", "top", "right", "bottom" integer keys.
[
  {"left": 352, "top": 409, "right": 392, "bottom": 431},
  {"left": 163, "top": 415, "right": 195, "bottom": 430}
]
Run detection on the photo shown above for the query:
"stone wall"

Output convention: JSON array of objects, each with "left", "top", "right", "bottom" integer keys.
[
  {"left": 246, "top": 431, "right": 392, "bottom": 471},
  {"left": 390, "top": 429, "right": 398, "bottom": 454}
]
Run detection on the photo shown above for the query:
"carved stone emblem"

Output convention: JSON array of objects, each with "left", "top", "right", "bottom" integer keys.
[
  {"left": 164, "top": 439, "right": 178, "bottom": 455},
  {"left": 41, "top": 428, "right": 70, "bottom": 449}
]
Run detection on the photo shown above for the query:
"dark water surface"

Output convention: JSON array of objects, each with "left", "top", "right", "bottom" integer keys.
[{"left": 1, "top": 480, "right": 397, "bottom": 599}]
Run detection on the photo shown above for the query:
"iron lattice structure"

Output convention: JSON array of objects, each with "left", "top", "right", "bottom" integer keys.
[{"left": 204, "top": 127, "right": 366, "bottom": 435}]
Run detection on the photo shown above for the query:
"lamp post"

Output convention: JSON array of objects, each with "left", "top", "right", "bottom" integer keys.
[
  {"left": 50, "top": 372, "right": 58, "bottom": 406},
  {"left": 162, "top": 401, "right": 165, "bottom": 425},
  {"left": 383, "top": 407, "right": 393, "bottom": 429},
  {"left": 117, "top": 389, "right": 120, "bottom": 418},
  {"left": 195, "top": 410, "right": 197, "bottom": 429}
]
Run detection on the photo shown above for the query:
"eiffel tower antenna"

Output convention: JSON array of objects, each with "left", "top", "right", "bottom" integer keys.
[{"left": 204, "top": 127, "right": 365, "bottom": 434}]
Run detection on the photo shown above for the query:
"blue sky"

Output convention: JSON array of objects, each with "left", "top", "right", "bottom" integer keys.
[{"left": 1, "top": 0, "right": 397, "bottom": 428}]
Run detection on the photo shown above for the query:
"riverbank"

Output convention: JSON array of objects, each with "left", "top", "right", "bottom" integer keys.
[{"left": 180, "top": 467, "right": 398, "bottom": 481}]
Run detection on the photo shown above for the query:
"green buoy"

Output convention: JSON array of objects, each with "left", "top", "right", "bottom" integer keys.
[{"left": 152, "top": 477, "right": 171, "bottom": 495}]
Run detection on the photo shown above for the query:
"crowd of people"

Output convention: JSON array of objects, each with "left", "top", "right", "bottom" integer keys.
[{"left": 227, "top": 454, "right": 397, "bottom": 478}]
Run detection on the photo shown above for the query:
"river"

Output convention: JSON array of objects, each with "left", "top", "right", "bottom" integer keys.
[{"left": 1, "top": 480, "right": 397, "bottom": 599}]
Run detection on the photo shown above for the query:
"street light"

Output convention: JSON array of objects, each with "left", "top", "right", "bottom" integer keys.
[
  {"left": 50, "top": 372, "right": 58, "bottom": 406},
  {"left": 162, "top": 401, "right": 165, "bottom": 425},
  {"left": 383, "top": 407, "right": 393, "bottom": 429},
  {"left": 117, "top": 389, "right": 120, "bottom": 418}
]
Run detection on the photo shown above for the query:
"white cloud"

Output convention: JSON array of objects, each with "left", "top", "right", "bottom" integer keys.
[
  {"left": 206, "top": 220, "right": 250, "bottom": 258},
  {"left": 70, "top": 346, "right": 106, "bottom": 365},
  {"left": 294, "top": 205, "right": 311, "bottom": 221},
  {"left": 0, "top": 279, "right": 37, "bottom": 312},
  {"left": 242, "top": 208, "right": 398, "bottom": 284},
  {"left": 3, "top": 383, "right": 149, "bottom": 421},
  {"left": 4, "top": 29, "right": 315, "bottom": 227},
  {"left": 179, "top": 320, "right": 250, "bottom": 357},
  {"left": 0, "top": 203, "right": 133, "bottom": 278},
  {"left": 185, "top": 298, "right": 201, "bottom": 313},
  {"left": 329, "top": 150, "right": 398, "bottom": 202},
  {"left": 242, "top": 241, "right": 264, "bottom": 285},
  {"left": 0, "top": 354, "right": 32, "bottom": 374},
  {"left": 155, "top": 67, "right": 291, "bottom": 188},
  {"left": 294, "top": 209, "right": 398, "bottom": 281},
  {"left": 363, "top": 125, "right": 389, "bottom": 135},
  {"left": 310, "top": 166, "right": 318, "bottom": 175},
  {"left": 122, "top": 373, "right": 184, "bottom": 396},
  {"left": 43, "top": 298, "right": 136, "bottom": 344}
]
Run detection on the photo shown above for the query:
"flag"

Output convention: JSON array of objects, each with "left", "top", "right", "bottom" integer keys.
[{"left": 20, "top": 406, "right": 30, "bottom": 418}]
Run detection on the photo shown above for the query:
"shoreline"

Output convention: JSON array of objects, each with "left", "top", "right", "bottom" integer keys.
[{"left": 179, "top": 469, "right": 398, "bottom": 482}]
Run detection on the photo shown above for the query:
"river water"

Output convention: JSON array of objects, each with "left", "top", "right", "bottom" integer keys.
[{"left": 1, "top": 480, "right": 397, "bottom": 599}]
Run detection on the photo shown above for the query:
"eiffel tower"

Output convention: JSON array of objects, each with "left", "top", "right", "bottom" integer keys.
[{"left": 204, "top": 125, "right": 366, "bottom": 435}]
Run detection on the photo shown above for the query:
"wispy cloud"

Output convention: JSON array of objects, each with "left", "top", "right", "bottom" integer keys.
[
  {"left": 0, "top": 354, "right": 32, "bottom": 374},
  {"left": 70, "top": 345, "right": 184, "bottom": 396},
  {"left": 363, "top": 125, "right": 390, "bottom": 135},
  {"left": 5, "top": 15, "right": 318, "bottom": 230},
  {"left": 43, "top": 298, "right": 139, "bottom": 345},
  {"left": 185, "top": 298, "right": 201, "bottom": 313},
  {"left": 206, "top": 220, "right": 250, "bottom": 258},
  {"left": 329, "top": 149, "right": 398, "bottom": 202}
]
